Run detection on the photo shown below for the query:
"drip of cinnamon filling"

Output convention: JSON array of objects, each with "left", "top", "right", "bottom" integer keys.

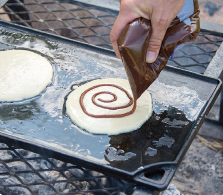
[{"left": 79, "top": 84, "right": 136, "bottom": 118}]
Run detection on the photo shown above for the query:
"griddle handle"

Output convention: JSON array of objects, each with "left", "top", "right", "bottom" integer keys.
[{"left": 133, "top": 166, "right": 177, "bottom": 191}]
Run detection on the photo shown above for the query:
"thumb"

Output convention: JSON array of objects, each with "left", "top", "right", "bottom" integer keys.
[{"left": 146, "top": 17, "right": 170, "bottom": 63}]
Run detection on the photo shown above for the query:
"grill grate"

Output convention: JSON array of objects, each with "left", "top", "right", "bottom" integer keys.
[
  {"left": 0, "top": 0, "right": 223, "bottom": 194},
  {"left": 2, "top": 0, "right": 117, "bottom": 49},
  {"left": 0, "top": 0, "right": 223, "bottom": 74},
  {"left": 169, "top": 32, "right": 223, "bottom": 73},
  {"left": 0, "top": 142, "right": 154, "bottom": 195}
]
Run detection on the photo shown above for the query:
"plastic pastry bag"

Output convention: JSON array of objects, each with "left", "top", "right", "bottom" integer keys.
[{"left": 117, "top": 0, "right": 200, "bottom": 100}]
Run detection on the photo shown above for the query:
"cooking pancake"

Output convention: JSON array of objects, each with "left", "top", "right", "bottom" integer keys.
[
  {"left": 0, "top": 50, "right": 53, "bottom": 102},
  {"left": 66, "top": 78, "right": 152, "bottom": 135}
]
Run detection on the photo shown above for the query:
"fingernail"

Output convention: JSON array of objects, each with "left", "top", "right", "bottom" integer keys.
[{"left": 146, "top": 51, "right": 156, "bottom": 63}]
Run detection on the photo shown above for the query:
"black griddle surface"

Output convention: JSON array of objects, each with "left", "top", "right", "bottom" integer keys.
[{"left": 0, "top": 21, "right": 222, "bottom": 190}]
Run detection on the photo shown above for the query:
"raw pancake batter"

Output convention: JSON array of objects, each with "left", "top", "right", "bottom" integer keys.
[
  {"left": 66, "top": 78, "right": 152, "bottom": 135},
  {"left": 0, "top": 50, "right": 53, "bottom": 102}
]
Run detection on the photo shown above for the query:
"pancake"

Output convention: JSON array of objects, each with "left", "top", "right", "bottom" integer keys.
[
  {"left": 0, "top": 50, "right": 53, "bottom": 102},
  {"left": 66, "top": 78, "right": 152, "bottom": 135}
]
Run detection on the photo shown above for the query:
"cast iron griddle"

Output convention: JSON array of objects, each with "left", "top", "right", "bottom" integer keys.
[{"left": 0, "top": 21, "right": 222, "bottom": 190}]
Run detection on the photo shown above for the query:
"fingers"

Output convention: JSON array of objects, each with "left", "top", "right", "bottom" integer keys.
[
  {"left": 146, "top": 14, "right": 171, "bottom": 63},
  {"left": 110, "top": 1, "right": 139, "bottom": 58},
  {"left": 111, "top": 0, "right": 185, "bottom": 62},
  {"left": 146, "top": 0, "right": 185, "bottom": 63},
  {"left": 110, "top": 15, "right": 135, "bottom": 58}
]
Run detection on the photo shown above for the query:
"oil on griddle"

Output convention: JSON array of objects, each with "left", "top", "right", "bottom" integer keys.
[{"left": 0, "top": 23, "right": 207, "bottom": 173}]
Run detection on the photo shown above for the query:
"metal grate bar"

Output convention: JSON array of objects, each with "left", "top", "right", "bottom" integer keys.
[
  {"left": 1, "top": 142, "right": 148, "bottom": 194},
  {"left": 0, "top": 0, "right": 117, "bottom": 48}
]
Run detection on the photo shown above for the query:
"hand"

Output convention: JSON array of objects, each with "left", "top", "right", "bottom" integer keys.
[{"left": 110, "top": 0, "right": 185, "bottom": 63}]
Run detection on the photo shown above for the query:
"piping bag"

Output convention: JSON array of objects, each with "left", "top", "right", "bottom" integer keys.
[{"left": 117, "top": 0, "right": 200, "bottom": 100}]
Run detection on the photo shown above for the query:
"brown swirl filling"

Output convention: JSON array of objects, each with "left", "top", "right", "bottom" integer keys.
[{"left": 80, "top": 84, "right": 136, "bottom": 118}]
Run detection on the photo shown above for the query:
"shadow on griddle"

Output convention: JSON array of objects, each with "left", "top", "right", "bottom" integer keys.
[
  {"left": 0, "top": 100, "right": 40, "bottom": 121},
  {"left": 105, "top": 107, "right": 194, "bottom": 172}
]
